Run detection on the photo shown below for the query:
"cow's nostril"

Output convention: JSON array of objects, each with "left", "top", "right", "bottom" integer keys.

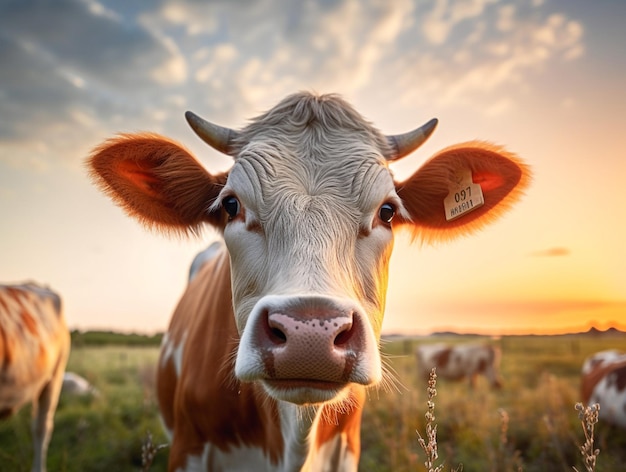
[
  {"left": 265, "top": 311, "right": 287, "bottom": 344},
  {"left": 333, "top": 323, "right": 354, "bottom": 346},
  {"left": 270, "top": 327, "right": 287, "bottom": 344}
]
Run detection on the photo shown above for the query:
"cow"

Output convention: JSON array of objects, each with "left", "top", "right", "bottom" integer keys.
[
  {"left": 88, "top": 91, "right": 530, "bottom": 471},
  {"left": 581, "top": 350, "right": 626, "bottom": 428},
  {"left": 0, "top": 282, "right": 70, "bottom": 472},
  {"left": 415, "top": 343, "right": 503, "bottom": 389}
]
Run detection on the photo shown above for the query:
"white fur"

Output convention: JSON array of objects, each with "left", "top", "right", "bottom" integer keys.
[
  {"left": 61, "top": 372, "right": 98, "bottom": 397},
  {"left": 160, "top": 330, "right": 187, "bottom": 377},
  {"left": 158, "top": 330, "right": 187, "bottom": 440},
  {"left": 176, "top": 443, "right": 273, "bottom": 472},
  {"left": 306, "top": 432, "right": 358, "bottom": 472}
]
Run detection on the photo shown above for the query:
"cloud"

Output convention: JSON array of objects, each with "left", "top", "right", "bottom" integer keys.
[
  {"left": 0, "top": 0, "right": 587, "bottom": 171},
  {"left": 0, "top": 0, "right": 185, "bottom": 90},
  {"left": 379, "top": 1, "right": 585, "bottom": 115},
  {"left": 422, "top": 0, "right": 498, "bottom": 45},
  {"left": 155, "top": 1, "right": 218, "bottom": 36},
  {"left": 0, "top": 34, "right": 76, "bottom": 140},
  {"left": 0, "top": 0, "right": 189, "bottom": 168},
  {"left": 135, "top": 0, "right": 420, "bottom": 121},
  {"left": 531, "top": 247, "right": 571, "bottom": 257},
  {"left": 484, "top": 97, "right": 515, "bottom": 116}
]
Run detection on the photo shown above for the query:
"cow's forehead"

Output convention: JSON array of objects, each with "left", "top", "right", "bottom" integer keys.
[
  {"left": 226, "top": 136, "right": 395, "bottom": 210},
  {"left": 238, "top": 136, "right": 386, "bottom": 180},
  {"left": 221, "top": 93, "right": 399, "bottom": 223}
]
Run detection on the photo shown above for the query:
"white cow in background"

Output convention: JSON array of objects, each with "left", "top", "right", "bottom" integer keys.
[{"left": 416, "top": 343, "right": 503, "bottom": 389}]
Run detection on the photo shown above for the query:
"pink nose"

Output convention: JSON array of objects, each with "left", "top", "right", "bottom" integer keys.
[{"left": 254, "top": 296, "right": 365, "bottom": 383}]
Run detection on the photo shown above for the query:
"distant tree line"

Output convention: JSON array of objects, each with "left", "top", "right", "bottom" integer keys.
[{"left": 70, "top": 330, "right": 163, "bottom": 347}]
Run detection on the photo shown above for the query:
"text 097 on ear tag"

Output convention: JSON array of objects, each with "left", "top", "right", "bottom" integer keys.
[{"left": 443, "top": 169, "right": 484, "bottom": 221}]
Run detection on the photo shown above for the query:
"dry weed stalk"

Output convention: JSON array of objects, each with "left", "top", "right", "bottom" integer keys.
[
  {"left": 494, "top": 408, "right": 523, "bottom": 472},
  {"left": 416, "top": 368, "right": 447, "bottom": 472},
  {"left": 141, "top": 430, "right": 168, "bottom": 471},
  {"left": 573, "top": 402, "right": 600, "bottom": 472}
]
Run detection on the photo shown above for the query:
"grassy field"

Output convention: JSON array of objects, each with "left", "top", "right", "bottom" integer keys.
[{"left": 1, "top": 333, "right": 625, "bottom": 471}]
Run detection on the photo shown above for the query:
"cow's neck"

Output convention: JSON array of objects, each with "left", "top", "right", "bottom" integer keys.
[
  {"left": 278, "top": 402, "right": 318, "bottom": 470},
  {"left": 277, "top": 387, "right": 364, "bottom": 471},
  {"left": 163, "top": 249, "right": 363, "bottom": 471}
]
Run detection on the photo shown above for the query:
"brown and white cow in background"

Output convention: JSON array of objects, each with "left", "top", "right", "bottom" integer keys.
[
  {"left": 88, "top": 92, "right": 530, "bottom": 471},
  {"left": 581, "top": 350, "right": 626, "bottom": 429},
  {"left": 416, "top": 343, "right": 503, "bottom": 389},
  {"left": 0, "top": 283, "right": 70, "bottom": 472}
]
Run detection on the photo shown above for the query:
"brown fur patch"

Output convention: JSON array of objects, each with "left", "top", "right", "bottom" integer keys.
[
  {"left": 20, "top": 309, "right": 38, "bottom": 335},
  {"left": 582, "top": 360, "right": 626, "bottom": 404},
  {"left": 314, "top": 386, "right": 365, "bottom": 457},
  {"left": 160, "top": 250, "right": 285, "bottom": 469},
  {"left": 434, "top": 348, "right": 452, "bottom": 369}
]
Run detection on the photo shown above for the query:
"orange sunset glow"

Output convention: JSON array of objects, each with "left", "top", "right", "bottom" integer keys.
[{"left": 0, "top": 0, "right": 624, "bottom": 336}]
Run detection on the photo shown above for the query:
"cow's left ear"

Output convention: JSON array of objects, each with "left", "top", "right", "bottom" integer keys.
[
  {"left": 395, "top": 141, "right": 531, "bottom": 242},
  {"left": 88, "top": 133, "right": 228, "bottom": 235}
]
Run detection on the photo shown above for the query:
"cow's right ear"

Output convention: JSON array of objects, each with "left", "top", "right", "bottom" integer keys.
[{"left": 88, "top": 133, "right": 228, "bottom": 234}]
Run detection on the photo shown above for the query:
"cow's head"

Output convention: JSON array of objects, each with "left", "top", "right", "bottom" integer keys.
[{"left": 89, "top": 92, "right": 529, "bottom": 405}]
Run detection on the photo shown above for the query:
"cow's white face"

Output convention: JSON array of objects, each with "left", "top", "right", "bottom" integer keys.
[{"left": 219, "top": 140, "right": 401, "bottom": 403}]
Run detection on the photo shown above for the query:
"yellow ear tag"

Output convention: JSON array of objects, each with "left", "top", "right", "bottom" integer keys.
[{"left": 443, "top": 169, "right": 484, "bottom": 221}]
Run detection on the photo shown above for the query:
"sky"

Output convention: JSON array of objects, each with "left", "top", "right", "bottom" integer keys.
[{"left": 0, "top": 0, "right": 624, "bottom": 336}]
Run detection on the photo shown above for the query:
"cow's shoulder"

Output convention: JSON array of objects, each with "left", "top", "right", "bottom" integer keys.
[
  {"left": 167, "top": 242, "right": 230, "bottom": 343},
  {"left": 159, "top": 243, "right": 285, "bottom": 469}
]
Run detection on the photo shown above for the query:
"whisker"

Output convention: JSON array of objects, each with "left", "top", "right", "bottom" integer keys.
[
  {"left": 379, "top": 351, "right": 406, "bottom": 395},
  {"left": 219, "top": 336, "right": 241, "bottom": 391}
]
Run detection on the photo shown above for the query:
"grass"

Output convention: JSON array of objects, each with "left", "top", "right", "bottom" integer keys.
[
  {"left": 0, "top": 334, "right": 625, "bottom": 471},
  {"left": 362, "top": 334, "right": 626, "bottom": 472},
  {"left": 0, "top": 346, "right": 169, "bottom": 472}
]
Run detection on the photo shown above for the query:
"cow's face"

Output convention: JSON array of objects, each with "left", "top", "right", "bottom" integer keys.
[
  {"left": 220, "top": 139, "right": 400, "bottom": 403},
  {"left": 88, "top": 92, "right": 530, "bottom": 406},
  {"left": 223, "top": 140, "right": 397, "bottom": 323}
]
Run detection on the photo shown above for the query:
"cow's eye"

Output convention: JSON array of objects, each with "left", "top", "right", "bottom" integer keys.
[
  {"left": 379, "top": 203, "right": 395, "bottom": 224},
  {"left": 222, "top": 196, "right": 240, "bottom": 220}
]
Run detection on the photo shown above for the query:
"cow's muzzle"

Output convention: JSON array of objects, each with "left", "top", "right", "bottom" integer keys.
[{"left": 235, "top": 295, "right": 381, "bottom": 404}]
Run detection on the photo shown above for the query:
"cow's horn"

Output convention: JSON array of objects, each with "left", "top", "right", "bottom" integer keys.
[
  {"left": 185, "top": 111, "right": 237, "bottom": 155},
  {"left": 386, "top": 118, "right": 438, "bottom": 161}
]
